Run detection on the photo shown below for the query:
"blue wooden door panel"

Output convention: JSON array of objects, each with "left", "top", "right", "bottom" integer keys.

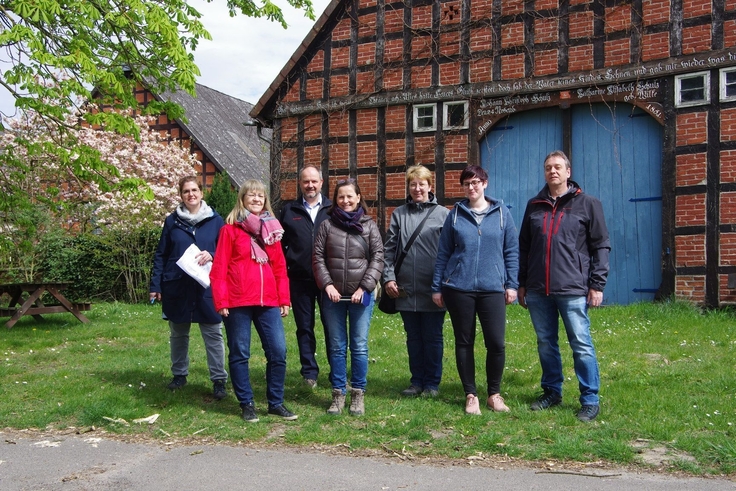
[
  {"left": 480, "top": 107, "right": 563, "bottom": 229},
  {"left": 571, "top": 103, "right": 662, "bottom": 305}
]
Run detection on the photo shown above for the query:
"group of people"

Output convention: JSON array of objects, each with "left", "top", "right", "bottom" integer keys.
[{"left": 149, "top": 149, "right": 610, "bottom": 424}]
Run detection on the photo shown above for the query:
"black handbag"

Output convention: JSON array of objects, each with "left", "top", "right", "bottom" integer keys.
[{"left": 378, "top": 206, "right": 437, "bottom": 314}]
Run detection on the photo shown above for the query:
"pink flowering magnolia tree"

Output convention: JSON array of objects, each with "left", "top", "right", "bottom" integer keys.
[
  {"left": 1, "top": 109, "right": 197, "bottom": 231},
  {"left": 0, "top": 109, "right": 197, "bottom": 294}
]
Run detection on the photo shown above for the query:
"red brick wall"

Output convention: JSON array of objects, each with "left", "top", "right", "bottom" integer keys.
[
  {"left": 643, "top": 0, "right": 671, "bottom": 25},
  {"left": 675, "top": 234, "right": 705, "bottom": 267},
  {"left": 534, "top": 50, "right": 558, "bottom": 76},
  {"left": 676, "top": 276, "right": 706, "bottom": 303},
  {"left": 676, "top": 153, "right": 707, "bottom": 186},
  {"left": 569, "top": 45, "right": 594, "bottom": 72},
  {"left": 676, "top": 112, "right": 708, "bottom": 146},
  {"left": 721, "top": 150, "right": 736, "bottom": 183},
  {"left": 722, "top": 234, "right": 736, "bottom": 265},
  {"left": 605, "top": 5, "right": 632, "bottom": 33},
  {"left": 535, "top": 18, "right": 558, "bottom": 44},
  {"left": 721, "top": 192, "right": 736, "bottom": 224},
  {"left": 569, "top": 11, "right": 593, "bottom": 39},
  {"left": 676, "top": 194, "right": 707, "bottom": 227},
  {"left": 642, "top": 32, "right": 669, "bottom": 61},
  {"left": 721, "top": 108, "right": 736, "bottom": 141},
  {"left": 681, "top": 24, "right": 711, "bottom": 54}
]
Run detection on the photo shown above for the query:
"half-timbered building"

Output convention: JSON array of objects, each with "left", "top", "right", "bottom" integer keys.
[{"left": 250, "top": 0, "right": 736, "bottom": 307}]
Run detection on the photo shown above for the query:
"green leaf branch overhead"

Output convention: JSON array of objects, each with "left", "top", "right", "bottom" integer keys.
[{"left": 0, "top": 0, "right": 314, "bottom": 210}]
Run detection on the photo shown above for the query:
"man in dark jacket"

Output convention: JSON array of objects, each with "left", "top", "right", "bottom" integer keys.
[
  {"left": 518, "top": 150, "right": 610, "bottom": 422},
  {"left": 279, "top": 165, "right": 332, "bottom": 388}
]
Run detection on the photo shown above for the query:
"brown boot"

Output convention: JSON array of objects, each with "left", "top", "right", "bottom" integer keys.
[
  {"left": 349, "top": 388, "right": 365, "bottom": 416},
  {"left": 327, "top": 389, "right": 346, "bottom": 415}
]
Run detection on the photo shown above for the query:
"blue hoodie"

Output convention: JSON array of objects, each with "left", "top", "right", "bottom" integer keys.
[{"left": 432, "top": 197, "right": 519, "bottom": 294}]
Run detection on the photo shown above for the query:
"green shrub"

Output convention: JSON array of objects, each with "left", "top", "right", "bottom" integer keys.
[
  {"left": 204, "top": 171, "right": 238, "bottom": 218},
  {"left": 39, "top": 226, "right": 161, "bottom": 303}
]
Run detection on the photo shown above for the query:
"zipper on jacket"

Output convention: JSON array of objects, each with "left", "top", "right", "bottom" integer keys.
[
  {"left": 544, "top": 211, "right": 553, "bottom": 295},
  {"left": 544, "top": 203, "right": 565, "bottom": 296},
  {"left": 259, "top": 263, "right": 264, "bottom": 306}
]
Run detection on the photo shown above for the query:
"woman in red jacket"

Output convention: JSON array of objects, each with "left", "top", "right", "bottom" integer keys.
[{"left": 210, "top": 179, "right": 296, "bottom": 423}]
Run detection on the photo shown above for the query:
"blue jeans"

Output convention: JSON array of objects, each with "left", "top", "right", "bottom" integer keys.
[
  {"left": 525, "top": 291, "right": 600, "bottom": 405},
  {"left": 321, "top": 292, "right": 374, "bottom": 393},
  {"left": 222, "top": 306, "right": 287, "bottom": 409},
  {"left": 400, "top": 311, "right": 445, "bottom": 390}
]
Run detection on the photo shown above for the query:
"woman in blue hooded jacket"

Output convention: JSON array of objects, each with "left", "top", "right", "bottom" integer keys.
[{"left": 431, "top": 165, "right": 519, "bottom": 415}]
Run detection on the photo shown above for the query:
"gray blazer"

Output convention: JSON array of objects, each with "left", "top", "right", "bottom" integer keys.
[{"left": 383, "top": 195, "right": 449, "bottom": 312}]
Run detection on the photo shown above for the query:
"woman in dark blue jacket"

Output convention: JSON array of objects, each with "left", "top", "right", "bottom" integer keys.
[
  {"left": 150, "top": 176, "right": 227, "bottom": 400},
  {"left": 432, "top": 165, "right": 519, "bottom": 416}
]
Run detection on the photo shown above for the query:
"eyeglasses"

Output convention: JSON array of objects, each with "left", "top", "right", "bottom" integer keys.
[
  {"left": 336, "top": 178, "right": 356, "bottom": 185},
  {"left": 462, "top": 179, "right": 484, "bottom": 188}
]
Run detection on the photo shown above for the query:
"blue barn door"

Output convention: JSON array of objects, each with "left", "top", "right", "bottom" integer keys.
[
  {"left": 571, "top": 103, "right": 663, "bottom": 304},
  {"left": 479, "top": 103, "right": 663, "bottom": 305},
  {"left": 480, "top": 107, "right": 563, "bottom": 230}
]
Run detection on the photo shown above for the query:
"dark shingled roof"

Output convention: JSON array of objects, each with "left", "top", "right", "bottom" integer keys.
[{"left": 162, "top": 83, "right": 271, "bottom": 186}]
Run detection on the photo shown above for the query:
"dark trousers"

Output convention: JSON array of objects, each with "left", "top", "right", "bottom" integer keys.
[
  {"left": 442, "top": 288, "right": 506, "bottom": 396},
  {"left": 290, "top": 279, "right": 326, "bottom": 379},
  {"left": 399, "top": 311, "right": 446, "bottom": 390}
]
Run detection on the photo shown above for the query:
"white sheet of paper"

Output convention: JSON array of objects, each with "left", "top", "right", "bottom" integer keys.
[{"left": 175, "top": 244, "right": 212, "bottom": 288}]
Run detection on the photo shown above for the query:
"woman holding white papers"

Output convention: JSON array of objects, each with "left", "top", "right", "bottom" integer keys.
[{"left": 150, "top": 176, "right": 227, "bottom": 400}]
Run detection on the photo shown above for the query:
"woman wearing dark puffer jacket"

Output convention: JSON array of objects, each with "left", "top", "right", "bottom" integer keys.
[{"left": 313, "top": 178, "right": 384, "bottom": 416}]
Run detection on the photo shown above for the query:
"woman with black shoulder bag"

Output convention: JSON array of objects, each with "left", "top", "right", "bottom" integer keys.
[{"left": 382, "top": 165, "right": 449, "bottom": 398}]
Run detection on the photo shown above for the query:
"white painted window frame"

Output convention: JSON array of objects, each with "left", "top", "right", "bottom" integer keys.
[
  {"left": 674, "top": 71, "right": 710, "bottom": 108},
  {"left": 413, "top": 103, "right": 436, "bottom": 132},
  {"left": 443, "top": 101, "right": 469, "bottom": 130},
  {"left": 720, "top": 67, "right": 736, "bottom": 102}
]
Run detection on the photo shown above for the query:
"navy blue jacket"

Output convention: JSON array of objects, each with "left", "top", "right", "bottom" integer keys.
[
  {"left": 432, "top": 198, "right": 519, "bottom": 294},
  {"left": 279, "top": 195, "right": 331, "bottom": 282},
  {"left": 150, "top": 211, "right": 224, "bottom": 324},
  {"left": 518, "top": 180, "right": 610, "bottom": 296}
]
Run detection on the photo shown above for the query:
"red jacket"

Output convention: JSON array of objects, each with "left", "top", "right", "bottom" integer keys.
[{"left": 210, "top": 224, "right": 290, "bottom": 311}]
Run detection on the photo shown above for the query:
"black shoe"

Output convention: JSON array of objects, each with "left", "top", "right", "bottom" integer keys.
[
  {"left": 530, "top": 390, "right": 562, "bottom": 411},
  {"left": 422, "top": 388, "right": 440, "bottom": 398},
  {"left": 577, "top": 404, "right": 600, "bottom": 422},
  {"left": 167, "top": 375, "right": 187, "bottom": 390},
  {"left": 241, "top": 403, "right": 259, "bottom": 423},
  {"left": 401, "top": 385, "right": 423, "bottom": 397},
  {"left": 213, "top": 380, "right": 227, "bottom": 400},
  {"left": 268, "top": 404, "right": 298, "bottom": 420}
]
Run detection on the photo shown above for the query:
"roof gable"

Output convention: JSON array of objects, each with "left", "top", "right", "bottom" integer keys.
[{"left": 250, "top": 0, "right": 343, "bottom": 122}]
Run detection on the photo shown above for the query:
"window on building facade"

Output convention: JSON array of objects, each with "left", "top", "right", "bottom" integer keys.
[
  {"left": 413, "top": 104, "right": 436, "bottom": 132},
  {"left": 720, "top": 68, "right": 736, "bottom": 102},
  {"left": 675, "top": 72, "right": 710, "bottom": 107},
  {"left": 443, "top": 101, "right": 469, "bottom": 130}
]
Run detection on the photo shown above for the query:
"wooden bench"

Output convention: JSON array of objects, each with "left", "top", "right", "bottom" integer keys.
[{"left": 0, "top": 283, "right": 91, "bottom": 329}]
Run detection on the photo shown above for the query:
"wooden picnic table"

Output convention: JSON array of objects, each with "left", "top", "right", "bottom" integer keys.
[{"left": 0, "top": 282, "right": 91, "bottom": 329}]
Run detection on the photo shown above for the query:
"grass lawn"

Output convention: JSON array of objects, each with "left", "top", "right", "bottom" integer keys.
[{"left": 1, "top": 300, "right": 734, "bottom": 476}]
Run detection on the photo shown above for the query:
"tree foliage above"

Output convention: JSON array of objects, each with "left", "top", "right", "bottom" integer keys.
[{"left": 0, "top": 0, "right": 314, "bottom": 210}]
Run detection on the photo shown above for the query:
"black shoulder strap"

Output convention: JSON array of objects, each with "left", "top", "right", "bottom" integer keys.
[
  {"left": 394, "top": 205, "right": 437, "bottom": 275},
  {"left": 353, "top": 232, "right": 370, "bottom": 259}
]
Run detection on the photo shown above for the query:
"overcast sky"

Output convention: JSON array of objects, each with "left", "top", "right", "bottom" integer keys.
[{"left": 0, "top": 0, "right": 332, "bottom": 116}]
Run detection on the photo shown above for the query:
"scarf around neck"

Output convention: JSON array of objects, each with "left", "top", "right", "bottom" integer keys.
[
  {"left": 235, "top": 210, "right": 284, "bottom": 264},
  {"left": 330, "top": 206, "right": 365, "bottom": 234},
  {"left": 176, "top": 200, "right": 214, "bottom": 226}
]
